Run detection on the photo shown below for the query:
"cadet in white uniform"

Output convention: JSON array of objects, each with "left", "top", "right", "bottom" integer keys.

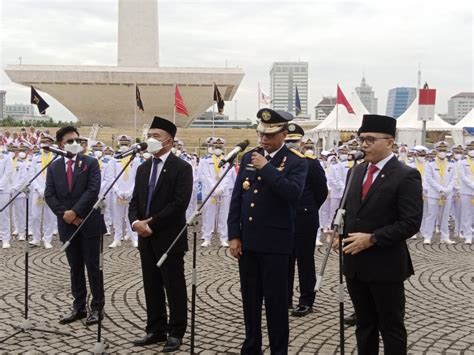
[
  {"left": 423, "top": 141, "right": 456, "bottom": 244},
  {"left": 0, "top": 149, "right": 14, "bottom": 248},
  {"left": 100, "top": 146, "right": 115, "bottom": 235},
  {"left": 451, "top": 144, "right": 464, "bottom": 238},
  {"left": 108, "top": 135, "right": 139, "bottom": 248},
  {"left": 30, "top": 135, "right": 57, "bottom": 249},
  {"left": 174, "top": 139, "right": 199, "bottom": 221},
  {"left": 408, "top": 146, "right": 429, "bottom": 239},
  {"left": 199, "top": 137, "right": 234, "bottom": 247},
  {"left": 457, "top": 141, "right": 474, "bottom": 244}
]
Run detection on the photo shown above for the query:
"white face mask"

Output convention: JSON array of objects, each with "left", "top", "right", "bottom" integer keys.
[
  {"left": 454, "top": 153, "right": 462, "bottom": 160},
  {"left": 119, "top": 145, "right": 129, "bottom": 153},
  {"left": 171, "top": 147, "right": 177, "bottom": 155},
  {"left": 176, "top": 149, "right": 182, "bottom": 156},
  {"left": 437, "top": 152, "right": 446, "bottom": 159},
  {"left": 399, "top": 152, "right": 407, "bottom": 158},
  {"left": 146, "top": 138, "right": 163, "bottom": 154},
  {"left": 468, "top": 150, "right": 474, "bottom": 157},
  {"left": 208, "top": 147, "right": 214, "bottom": 154},
  {"left": 142, "top": 152, "right": 152, "bottom": 160},
  {"left": 285, "top": 142, "right": 300, "bottom": 150},
  {"left": 65, "top": 142, "right": 82, "bottom": 155},
  {"left": 339, "top": 154, "right": 348, "bottom": 161},
  {"left": 94, "top": 150, "right": 103, "bottom": 158},
  {"left": 305, "top": 149, "right": 314, "bottom": 157},
  {"left": 18, "top": 152, "right": 27, "bottom": 159},
  {"left": 213, "top": 148, "right": 223, "bottom": 156},
  {"left": 416, "top": 156, "right": 425, "bottom": 163}
]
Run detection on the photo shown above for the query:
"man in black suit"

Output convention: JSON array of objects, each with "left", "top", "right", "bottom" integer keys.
[
  {"left": 45, "top": 126, "right": 105, "bottom": 326},
  {"left": 285, "top": 123, "right": 328, "bottom": 317},
  {"left": 334, "top": 114, "right": 423, "bottom": 354},
  {"left": 129, "top": 116, "right": 193, "bottom": 353}
]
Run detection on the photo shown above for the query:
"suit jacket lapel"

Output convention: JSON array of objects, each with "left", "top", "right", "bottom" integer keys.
[{"left": 359, "top": 156, "right": 398, "bottom": 209}]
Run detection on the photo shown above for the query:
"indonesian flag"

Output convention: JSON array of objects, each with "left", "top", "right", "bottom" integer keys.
[
  {"left": 259, "top": 87, "right": 271, "bottom": 105},
  {"left": 336, "top": 85, "right": 355, "bottom": 114},
  {"left": 418, "top": 83, "right": 436, "bottom": 121},
  {"left": 175, "top": 85, "right": 189, "bottom": 117}
]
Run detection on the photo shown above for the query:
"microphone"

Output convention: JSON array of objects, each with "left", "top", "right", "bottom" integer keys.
[
  {"left": 41, "top": 145, "right": 74, "bottom": 159},
  {"left": 114, "top": 142, "right": 148, "bottom": 159},
  {"left": 218, "top": 140, "right": 250, "bottom": 167},
  {"left": 349, "top": 150, "right": 365, "bottom": 161}
]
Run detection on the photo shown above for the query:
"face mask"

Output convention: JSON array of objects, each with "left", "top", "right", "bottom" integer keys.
[
  {"left": 416, "top": 156, "right": 425, "bottom": 163},
  {"left": 94, "top": 150, "right": 103, "bottom": 158},
  {"left": 213, "top": 148, "right": 223, "bottom": 156},
  {"left": 171, "top": 147, "right": 177, "bottom": 155},
  {"left": 65, "top": 142, "right": 82, "bottom": 155},
  {"left": 305, "top": 150, "right": 314, "bottom": 157},
  {"left": 18, "top": 152, "right": 27, "bottom": 159},
  {"left": 399, "top": 152, "right": 407, "bottom": 158},
  {"left": 285, "top": 142, "right": 299, "bottom": 150},
  {"left": 119, "top": 145, "right": 129, "bottom": 153},
  {"left": 437, "top": 152, "right": 446, "bottom": 159},
  {"left": 454, "top": 154, "right": 462, "bottom": 160},
  {"left": 208, "top": 147, "right": 214, "bottom": 154},
  {"left": 176, "top": 149, "right": 182, "bottom": 156},
  {"left": 468, "top": 150, "right": 474, "bottom": 157},
  {"left": 142, "top": 152, "right": 152, "bottom": 160},
  {"left": 339, "top": 154, "right": 348, "bottom": 161},
  {"left": 146, "top": 138, "right": 163, "bottom": 154}
]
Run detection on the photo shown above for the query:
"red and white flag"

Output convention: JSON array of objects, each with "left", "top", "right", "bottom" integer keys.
[
  {"left": 175, "top": 85, "right": 189, "bottom": 117},
  {"left": 418, "top": 83, "right": 436, "bottom": 121},
  {"left": 336, "top": 85, "right": 355, "bottom": 114},
  {"left": 259, "top": 86, "right": 271, "bottom": 105}
]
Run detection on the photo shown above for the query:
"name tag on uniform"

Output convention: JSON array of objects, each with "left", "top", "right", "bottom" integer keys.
[{"left": 245, "top": 164, "right": 256, "bottom": 172}]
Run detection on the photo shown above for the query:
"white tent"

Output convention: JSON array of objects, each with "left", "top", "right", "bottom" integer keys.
[
  {"left": 396, "top": 99, "right": 454, "bottom": 146},
  {"left": 308, "top": 91, "right": 369, "bottom": 148},
  {"left": 452, "top": 109, "right": 474, "bottom": 145}
]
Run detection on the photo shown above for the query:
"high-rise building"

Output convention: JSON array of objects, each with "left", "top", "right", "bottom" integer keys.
[
  {"left": 270, "top": 62, "right": 308, "bottom": 116},
  {"left": 386, "top": 87, "right": 417, "bottom": 118},
  {"left": 355, "top": 77, "right": 378, "bottom": 113},
  {"left": 314, "top": 96, "right": 336, "bottom": 120},
  {"left": 448, "top": 92, "right": 474, "bottom": 122},
  {"left": 0, "top": 91, "right": 6, "bottom": 118},
  {"left": 5, "top": 103, "right": 35, "bottom": 117}
]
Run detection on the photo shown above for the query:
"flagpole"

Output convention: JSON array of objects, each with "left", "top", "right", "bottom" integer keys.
[
  {"left": 335, "top": 84, "right": 339, "bottom": 147},
  {"left": 173, "top": 83, "right": 176, "bottom": 124},
  {"left": 134, "top": 83, "right": 137, "bottom": 141},
  {"left": 258, "top": 82, "right": 261, "bottom": 110}
]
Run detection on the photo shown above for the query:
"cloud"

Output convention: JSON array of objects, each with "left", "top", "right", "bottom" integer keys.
[{"left": 1, "top": 0, "right": 472, "bottom": 122}]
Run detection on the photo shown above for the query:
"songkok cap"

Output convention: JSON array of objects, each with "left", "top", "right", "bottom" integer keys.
[
  {"left": 150, "top": 116, "right": 177, "bottom": 138},
  {"left": 256, "top": 109, "right": 293, "bottom": 134},
  {"left": 285, "top": 123, "right": 304, "bottom": 141},
  {"left": 358, "top": 114, "right": 396, "bottom": 137}
]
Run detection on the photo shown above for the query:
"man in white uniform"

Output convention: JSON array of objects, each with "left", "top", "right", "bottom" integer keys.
[
  {"left": 0, "top": 149, "right": 14, "bottom": 248},
  {"left": 457, "top": 141, "right": 474, "bottom": 244}
]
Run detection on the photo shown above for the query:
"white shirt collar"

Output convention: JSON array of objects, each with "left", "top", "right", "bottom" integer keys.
[
  {"left": 265, "top": 143, "right": 286, "bottom": 158},
  {"left": 154, "top": 150, "right": 171, "bottom": 164},
  {"left": 370, "top": 153, "right": 394, "bottom": 171}
]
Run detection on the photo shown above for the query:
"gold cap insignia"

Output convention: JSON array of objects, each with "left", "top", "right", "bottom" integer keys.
[{"left": 261, "top": 111, "right": 271, "bottom": 121}]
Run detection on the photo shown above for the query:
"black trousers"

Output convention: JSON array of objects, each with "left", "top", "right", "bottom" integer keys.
[
  {"left": 288, "top": 214, "right": 317, "bottom": 307},
  {"left": 64, "top": 233, "right": 103, "bottom": 312},
  {"left": 239, "top": 250, "right": 289, "bottom": 355},
  {"left": 139, "top": 244, "right": 187, "bottom": 338},
  {"left": 346, "top": 276, "right": 407, "bottom": 355}
]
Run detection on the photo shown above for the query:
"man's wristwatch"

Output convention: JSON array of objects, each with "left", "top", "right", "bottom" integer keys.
[{"left": 369, "top": 233, "right": 378, "bottom": 245}]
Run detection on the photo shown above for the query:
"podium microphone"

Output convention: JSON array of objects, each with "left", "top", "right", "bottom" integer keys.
[
  {"left": 41, "top": 145, "right": 75, "bottom": 159},
  {"left": 348, "top": 150, "right": 365, "bottom": 161},
  {"left": 114, "top": 142, "right": 148, "bottom": 159},
  {"left": 218, "top": 140, "right": 250, "bottom": 167}
]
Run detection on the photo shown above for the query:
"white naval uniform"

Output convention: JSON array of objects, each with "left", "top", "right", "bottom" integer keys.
[
  {"left": 99, "top": 156, "right": 114, "bottom": 233},
  {"left": 0, "top": 153, "right": 14, "bottom": 243},
  {"left": 457, "top": 157, "right": 474, "bottom": 243},
  {"left": 423, "top": 158, "right": 456, "bottom": 242},
  {"left": 451, "top": 160, "right": 463, "bottom": 237},
  {"left": 10, "top": 158, "right": 30, "bottom": 239},
  {"left": 30, "top": 152, "right": 57, "bottom": 244},
  {"left": 179, "top": 153, "right": 198, "bottom": 222},
  {"left": 198, "top": 153, "right": 234, "bottom": 243},
  {"left": 409, "top": 159, "right": 429, "bottom": 237},
  {"left": 318, "top": 160, "right": 332, "bottom": 235},
  {"left": 326, "top": 158, "right": 345, "bottom": 230}
]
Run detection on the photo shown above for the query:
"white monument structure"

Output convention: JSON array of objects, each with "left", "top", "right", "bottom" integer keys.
[{"left": 5, "top": 0, "right": 244, "bottom": 128}]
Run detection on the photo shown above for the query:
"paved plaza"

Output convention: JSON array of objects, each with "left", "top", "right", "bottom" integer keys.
[{"left": 0, "top": 232, "right": 473, "bottom": 354}]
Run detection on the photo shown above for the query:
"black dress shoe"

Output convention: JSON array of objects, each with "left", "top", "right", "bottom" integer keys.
[
  {"left": 59, "top": 309, "right": 87, "bottom": 324},
  {"left": 162, "top": 337, "right": 182, "bottom": 352},
  {"left": 85, "top": 310, "right": 104, "bottom": 326},
  {"left": 132, "top": 333, "right": 167, "bottom": 346},
  {"left": 344, "top": 312, "right": 357, "bottom": 326},
  {"left": 291, "top": 304, "right": 313, "bottom": 317}
]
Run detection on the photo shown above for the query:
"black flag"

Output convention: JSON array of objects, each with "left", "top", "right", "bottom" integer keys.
[
  {"left": 213, "top": 83, "right": 224, "bottom": 114},
  {"left": 136, "top": 84, "right": 144, "bottom": 111},
  {"left": 30, "top": 86, "right": 49, "bottom": 115}
]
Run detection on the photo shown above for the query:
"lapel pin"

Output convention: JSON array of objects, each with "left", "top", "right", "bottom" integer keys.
[
  {"left": 163, "top": 169, "right": 167, "bottom": 172},
  {"left": 381, "top": 174, "right": 385, "bottom": 178}
]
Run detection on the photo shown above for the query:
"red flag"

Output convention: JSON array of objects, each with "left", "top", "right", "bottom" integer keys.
[
  {"left": 175, "top": 85, "right": 189, "bottom": 117},
  {"left": 336, "top": 85, "right": 355, "bottom": 114}
]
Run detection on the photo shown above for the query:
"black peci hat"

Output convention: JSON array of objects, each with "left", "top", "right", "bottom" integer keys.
[
  {"left": 150, "top": 116, "right": 177, "bottom": 137},
  {"left": 358, "top": 114, "right": 396, "bottom": 137}
]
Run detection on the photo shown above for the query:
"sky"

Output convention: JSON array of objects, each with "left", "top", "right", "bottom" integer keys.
[{"left": 0, "top": 0, "right": 472, "bottom": 121}]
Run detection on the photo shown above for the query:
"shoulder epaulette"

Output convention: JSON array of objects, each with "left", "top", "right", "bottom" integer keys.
[
  {"left": 306, "top": 155, "right": 316, "bottom": 160},
  {"left": 290, "top": 148, "right": 306, "bottom": 158}
]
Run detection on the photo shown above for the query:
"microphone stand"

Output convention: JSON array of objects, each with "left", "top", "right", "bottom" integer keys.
[
  {"left": 61, "top": 152, "right": 138, "bottom": 354},
  {"left": 0, "top": 154, "right": 71, "bottom": 344},
  {"left": 314, "top": 160, "right": 359, "bottom": 355},
  {"left": 157, "top": 156, "right": 238, "bottom": 355}
]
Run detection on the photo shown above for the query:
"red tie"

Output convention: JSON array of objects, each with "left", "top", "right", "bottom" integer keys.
[
  {"left": 361, "top": 164, "right": 379, "bottom": 200},
  {"left": 66, "top": 159, "right": 74, "bottom": 192}
]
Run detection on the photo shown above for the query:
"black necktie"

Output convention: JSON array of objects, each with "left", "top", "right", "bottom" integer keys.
[
  {"left": 145, "top": 158, "right": 161, "bottom": 217},
  {"left": 265, "top": 155, "right": 272, "bottom": 161}
]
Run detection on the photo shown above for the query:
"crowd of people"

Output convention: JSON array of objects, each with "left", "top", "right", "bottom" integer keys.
[{"left": 0, "top": 126, "right": 473, "bottom": 250}]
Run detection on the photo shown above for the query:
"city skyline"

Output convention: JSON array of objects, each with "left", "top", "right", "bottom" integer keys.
[{"left": 0, "top": 0, "right": 471, "bottom": 122}]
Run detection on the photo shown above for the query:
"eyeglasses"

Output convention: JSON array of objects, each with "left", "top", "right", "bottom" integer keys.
[
  {"left": 65, "top": 139, "right": 80, "bottom": 144},
  {"left": 357, "top": 136, "right": 392, "bottom": 145}
]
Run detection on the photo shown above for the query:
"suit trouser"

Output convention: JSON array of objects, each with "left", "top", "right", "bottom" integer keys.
[
  {"left": 64, "top": 232, "right": 104, "bottom": 312},
  {"left": 239, "top": 250, "right": 289, "bottom": 355},
  {"left": 347, "top": 276, "right": 407, "bottom": 355},
  {"left": 139, "top": 242, "right": 187, "bottom": 338},
  {"left": 288, "top": 214, "right": 317, "bottom": 307},
  {"left": 0, "top": 193, "right": 10, "bottom": 241}
]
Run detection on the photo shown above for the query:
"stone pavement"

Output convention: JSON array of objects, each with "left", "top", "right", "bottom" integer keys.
[{"left": 0, "top": 233, "right": 473, "bottom": 354}]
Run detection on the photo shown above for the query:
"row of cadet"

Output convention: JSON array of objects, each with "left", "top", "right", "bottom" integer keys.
[{"left": 1, "top": 130, "right": 472, "bottom": 249}]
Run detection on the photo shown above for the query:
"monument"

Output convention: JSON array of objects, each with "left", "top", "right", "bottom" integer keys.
[{"left": 5, "top": 0, "right": 244, "bottom": 128}]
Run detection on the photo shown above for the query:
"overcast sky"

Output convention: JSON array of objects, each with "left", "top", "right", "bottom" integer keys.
[{"left": 0, "top": 0, "right": 472, "bottom": 121}]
